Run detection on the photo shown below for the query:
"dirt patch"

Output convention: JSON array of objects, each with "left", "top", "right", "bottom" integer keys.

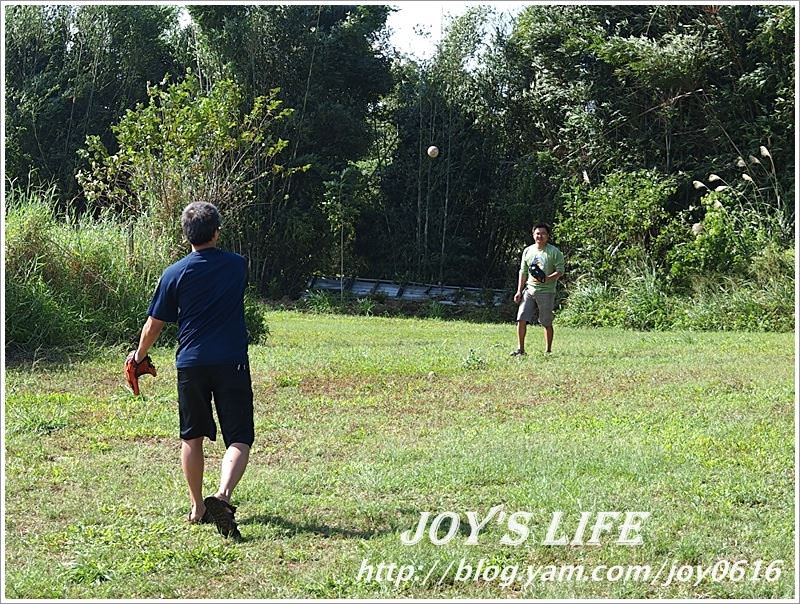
[{"left": 297, "top": 375, "right": 378, "bottom": 398}]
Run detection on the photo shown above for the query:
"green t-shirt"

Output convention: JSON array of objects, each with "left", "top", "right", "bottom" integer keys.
[{"left": 520, "top": 243, "right": 565, "bottom": 293}]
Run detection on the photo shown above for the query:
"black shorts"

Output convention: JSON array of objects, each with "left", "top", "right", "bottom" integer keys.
[{"left": 177, "top": 363, "right": 254, "bottom": 448}]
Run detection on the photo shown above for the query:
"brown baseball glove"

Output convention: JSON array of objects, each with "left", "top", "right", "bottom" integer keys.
[{"left": 125, "top": 351, "right": 157, "bottom": 395}]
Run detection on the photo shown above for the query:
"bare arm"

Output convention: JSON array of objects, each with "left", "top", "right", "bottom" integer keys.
[
  {"left": 514, "top": 270, "right": 527, "bottom": 303},
  {"left": 135, "top": 316, "right": 165, "bottom": 361}
]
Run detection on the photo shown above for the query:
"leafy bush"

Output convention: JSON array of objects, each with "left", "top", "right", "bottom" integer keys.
[
  {"left": 76, "top": 72, "right": 305, "bottom": 287},
  {"left": 673, "top": 142, "right": 793, "bottom": 285},
  {"left": 244, "top": 292, "right": 270, "bottom": 344},
  {"left": 77, "top": 73, "right": 295, "bottom": 224},
  {"left": 555, "top": 166, "right": 793, "bottom": 332},
  {"left": 555, "top": 169, "right": 679, "bottom": 282},
  {"left": 749, "top": 243, "right": 795, "bottom": 286},
  {"left": 668, "top": 192, "right": 750, "bottom": 286}
]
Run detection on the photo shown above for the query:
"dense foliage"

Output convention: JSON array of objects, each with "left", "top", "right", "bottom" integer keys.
[{"left": 4, "top": 4, "right": 795, "bottom": 347}]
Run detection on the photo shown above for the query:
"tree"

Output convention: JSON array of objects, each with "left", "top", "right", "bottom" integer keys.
[
  {"left": 76, "top": 74, "right": 301, "bottom": 274},
  {"left": 5, "top": 5, "right": 181, "bottom": 200},
  {"left": 184, "top": 4, "right": 394, "bottom": 293}
]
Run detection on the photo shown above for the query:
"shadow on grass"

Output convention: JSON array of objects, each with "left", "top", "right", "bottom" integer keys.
[
  {"left": 241, "top": 513, "right": 405, "bottom": 541},
  {"left": 4, "top": 345, "right": 102, "bottom": 370},
  {"left": 4, "top": 330, "right": 179, "bottom": 370},
  {"left": 267, "top": 299, "right": 517, "bottom": 325},
  {"left": 240, "top": 509, "right": 474, "bottom": 543}
]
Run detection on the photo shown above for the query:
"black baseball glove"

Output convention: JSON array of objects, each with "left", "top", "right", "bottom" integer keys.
[{"left": 529, "top": 261, "right": 547, "bottom": 283}]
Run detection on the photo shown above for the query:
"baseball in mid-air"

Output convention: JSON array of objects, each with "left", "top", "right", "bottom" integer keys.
[{"left": 427, "top": 145, "right": 439, "bottom": 158}]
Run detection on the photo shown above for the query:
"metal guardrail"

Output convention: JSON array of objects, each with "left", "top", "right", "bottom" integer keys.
[{"left": 306, "top": 276, "right": 511, "bottom": 306}]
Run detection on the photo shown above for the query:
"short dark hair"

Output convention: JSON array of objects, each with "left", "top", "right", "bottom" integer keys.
[
  {"left": 532, "top": 222, "right": 552, "bottom": 235},
  {"left": 181, "top": 202, "right": 221, "bottom": 245}
]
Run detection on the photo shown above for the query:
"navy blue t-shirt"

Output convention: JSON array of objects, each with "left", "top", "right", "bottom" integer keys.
[{"left": 148, "top": 248, "right": 249, "bottom": 368}]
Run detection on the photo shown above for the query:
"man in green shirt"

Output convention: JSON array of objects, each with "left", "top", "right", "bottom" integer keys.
[{"left": 511, "top": 223, "right": 565, "bottom": 355}]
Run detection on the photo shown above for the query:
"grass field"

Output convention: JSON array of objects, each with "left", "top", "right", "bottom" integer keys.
[{"left": 3, "top": 311, "right": 796, "bottom": 599}]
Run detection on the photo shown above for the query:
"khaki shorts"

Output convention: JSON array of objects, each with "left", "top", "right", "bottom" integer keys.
[{"left": 516, "top": 290, "right": 555, "bottom": 327}]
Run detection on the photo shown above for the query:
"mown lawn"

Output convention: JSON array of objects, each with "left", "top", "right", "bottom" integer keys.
[{"left": 3, "top": 311, "right": 795, "bottom": 598}]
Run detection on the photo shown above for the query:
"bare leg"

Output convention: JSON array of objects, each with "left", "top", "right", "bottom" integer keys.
[
  {"left": 214, "top": 443, "right": 250, "bottom": 503},
  {"left": 181, "top": 437, "right": 206, "bottom": 521},
  {"left": 544, "top": 326, "right": 554, "bottom": 353},
  {"left": 516, "top": 320, "right": 527, "bottom": 352}
]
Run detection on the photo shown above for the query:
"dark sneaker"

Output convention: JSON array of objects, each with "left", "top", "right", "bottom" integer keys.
[
  {"left": 203, "top": 496, "right": 242, "bottom": 541},
  {"left": 510, "top": 349, "right": 527, "bottom": 357}
]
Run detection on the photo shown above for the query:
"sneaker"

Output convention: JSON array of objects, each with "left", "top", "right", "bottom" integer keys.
[
  {"left": 509, "top": 349, "right": 527, "bottom": 357},
  {"left": 203, "top": 496, "right": 242, "bottom": 541}
]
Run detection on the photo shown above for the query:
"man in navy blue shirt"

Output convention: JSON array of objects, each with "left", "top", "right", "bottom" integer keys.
[{"left": 130, "top": 201, "right": 253, "bottom": 540}]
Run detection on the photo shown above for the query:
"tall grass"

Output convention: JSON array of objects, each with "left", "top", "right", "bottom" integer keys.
[
  {"left": 559, "top": 258, "right": 795, "bottom": 332},
  {"left": 6, "top": 184, "right": 163, "bottom": 351},
  {"left": 5, "top": 181, "right": 268, "bottom": 355},
  {"left": 672, "top": 275, "right": 796, "bottom": 332}
]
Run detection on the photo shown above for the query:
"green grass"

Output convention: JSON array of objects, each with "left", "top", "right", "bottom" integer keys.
[{"left": 3, "top": 311, "right": 795, "bottom": 598}]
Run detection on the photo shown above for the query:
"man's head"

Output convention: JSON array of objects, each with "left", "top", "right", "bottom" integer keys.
[
  {"left": 532, "top": 223, "right": 551, "bottom": 246},
  {"left": 181, "top": 202, "right": 221, "bottom": 245}
]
